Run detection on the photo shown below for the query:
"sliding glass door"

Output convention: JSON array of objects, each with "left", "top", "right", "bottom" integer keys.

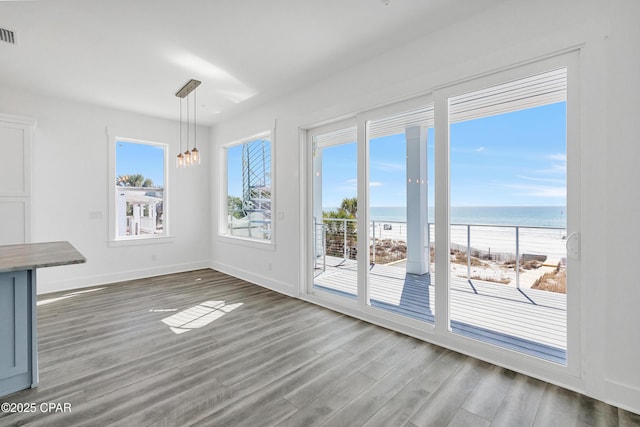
[
  {"left": 307, "top": 53, "right": 579, "bottom": 368},
  {"left": 364, "top": 104, "right": 435, "bottom": 323},
  {"left": 310, "top": 125, "right": 359, "bottom": 300},
  {"left": 446, "top": 68, "right": 570, "bottom": 364}
]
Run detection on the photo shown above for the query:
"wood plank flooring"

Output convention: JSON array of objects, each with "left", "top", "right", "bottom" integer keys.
[{"left": 0, "top": 269, "right": 638, "bottom": 426}]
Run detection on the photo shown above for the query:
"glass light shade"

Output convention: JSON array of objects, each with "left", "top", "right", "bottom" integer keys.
[
  {"left": 191, "top": 147, "right": 200, "bottom": 165},
  {"left": 176, "top": 153, "right": 184, "bottom": 168},
  {"left": 184, "top": 150, "right": 192, "bottom": 166}
]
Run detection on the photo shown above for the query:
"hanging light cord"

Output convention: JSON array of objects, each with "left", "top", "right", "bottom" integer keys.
[
  {"left": 186, "top": 93, "right": 190, "bottom": 148},
  {"left": 194, "top": 88, "right": 197, "bottom": 149},
  {"left": 179, "top": 97, "right": 183, "bottom": 153}
]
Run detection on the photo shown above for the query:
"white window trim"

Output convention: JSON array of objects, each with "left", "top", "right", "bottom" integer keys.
[
  {"left": 107, "top": 129, "right": 174, "bottom": 246},
  {"left": 220, "top": 129, "right": 275, "bottom": 246}
]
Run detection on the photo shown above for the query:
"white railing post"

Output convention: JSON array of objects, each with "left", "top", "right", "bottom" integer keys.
[
  {"left": 343, "top": 218, "right": 348, "bottom": 262},
  {"left": 467, "top": 224, "right": 471, "bottom": 279},
  {"left": 313, "top": 218, "right": 317, "bottom": 269},
  {"left": 427, "top": 221, "right": 431, "bottom": 273},
  {"left": 322, "top": 223, "right": 326, "bottom": 272},
  {"left": 515, "top": 226, "right": 520, "bottom": 289},
  {"left": 371, "top": 220, "right": 376, "bottom": 264}
]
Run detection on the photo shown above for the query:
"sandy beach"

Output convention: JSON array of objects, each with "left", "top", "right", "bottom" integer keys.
[
  {"left": 367, "top": 220, "right": 567, "bottom": 288},
  {"left": 369, "top": 221, "right": 566, "bottom": 263}
]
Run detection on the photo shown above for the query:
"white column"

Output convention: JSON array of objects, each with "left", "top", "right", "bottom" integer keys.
[
  {"left": 116, "top": 191, "right": 127, "bottom": 237},
  {"left": 133, "top": 204, "right": 141, "bottom": 235},
  {"left": 406, "top": 126, "right": 429, "bottom": 275}
]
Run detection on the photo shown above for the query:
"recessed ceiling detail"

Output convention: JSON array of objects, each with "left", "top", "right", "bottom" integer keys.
[{"left": 0, "top": 28, "right": 16, "bottom": 45}]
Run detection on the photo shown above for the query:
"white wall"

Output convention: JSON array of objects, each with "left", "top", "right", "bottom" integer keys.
[
  {"left": 602, "top": 0, "right": 640, "bottom": 409},
  {"left": 0, "top": 86, "right": 211, "bottom": 293},
  {"left": 210, "top": 0, "right": 640, "bottom": 414}
]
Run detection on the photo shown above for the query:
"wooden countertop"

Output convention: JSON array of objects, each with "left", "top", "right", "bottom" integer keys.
[{"left": 0, "top": 241, "right": 86, "bottom": 273}]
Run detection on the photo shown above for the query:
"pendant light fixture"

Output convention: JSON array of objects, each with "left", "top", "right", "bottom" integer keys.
[
  {"left": 191, "top": 87, "right": 200, "bottom": 164},
  {"left": 176, "top": 79, "right": 201, "bottom": 168}
]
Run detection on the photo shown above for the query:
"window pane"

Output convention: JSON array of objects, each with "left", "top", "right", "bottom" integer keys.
[
  {"left": 366, "top": 104, "right": 435, "bottom": 323},
  {"left": 226, "top": 136, "right": 272, "bottom": 240},
  {"left": 448, "top": 69, "right": 567, "bottom": 363},
  {"left": 311, "top": 127, "right": 358, "bottom": 300},
  {"left": 115, "top": 141, "right": 166, "bottom": 238}
]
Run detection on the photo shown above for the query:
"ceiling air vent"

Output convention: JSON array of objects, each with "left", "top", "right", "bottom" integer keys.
[{"left": 0, "top": 28, "right": 16, "bottom": 45}]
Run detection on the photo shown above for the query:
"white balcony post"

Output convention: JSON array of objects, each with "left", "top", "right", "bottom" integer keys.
[
  {"left": 467, "top": 225, "right": 471, "bottom": 279},
  {"left": 406, "top": 126, "right": 429, "bottom": 275},
  {"left": 343, "top": 218, "right": 347, "bottom": 261},
  {"left": 371, "top": 221, "right": 376, "bottom": 264},
  {"left": 515, "top": 226, "right": 520, "bottom": 289},
  {"left": 322, "top": 223, "right": 326, "bottom": 272}
]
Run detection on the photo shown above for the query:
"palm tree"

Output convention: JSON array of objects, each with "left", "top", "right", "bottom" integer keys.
[
  {"left": 228, "top": 195, "right": 244, "bottom": 219},
  {"left": 116, "top": 174, "right": 154, "bottom": 187},
  {"left": 340, "top": 197, "right": 357, "bottom": 218},
  {"left": 323, "top": 197, "right": 358, "bottom": 259}
]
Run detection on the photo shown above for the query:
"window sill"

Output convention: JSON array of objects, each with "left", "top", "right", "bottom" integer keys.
[
  {"left": 216, "top": 234, "right": 275, "bottom": 251},
  {"left": 108, "top": 235, "right": 176, "bottom": 247}
]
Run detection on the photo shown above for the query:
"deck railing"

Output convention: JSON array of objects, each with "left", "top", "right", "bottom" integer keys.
[
  {"left": 228, "top": 210, "right": 272, "bottom": 239},
  {"left": 316, "top": 218, "right": 566, "bottom": 290}
]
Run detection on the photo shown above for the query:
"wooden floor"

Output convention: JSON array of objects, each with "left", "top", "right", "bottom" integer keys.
[
  {"left": 315, "top": 258, "right": 566, "bottom": 363},
  {"left": 0, "top": 269, "right": 638, "bottom": 426}
]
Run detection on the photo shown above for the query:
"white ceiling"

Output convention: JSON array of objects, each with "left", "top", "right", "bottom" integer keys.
[{"left": 0, "top": 0, "right": 504, "bottom": 125}]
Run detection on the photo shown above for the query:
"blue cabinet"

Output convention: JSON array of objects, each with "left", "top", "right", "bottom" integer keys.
[
  {"left": 0, "top": 270, "right": 35, "bottom": 396},
  {"left": 0, "top": 241, "right": 84, "bottom": 398}
]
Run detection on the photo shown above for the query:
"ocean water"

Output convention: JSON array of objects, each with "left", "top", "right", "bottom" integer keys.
[{"left": 326, "top": 206, "right": 566, "bottom": 228}]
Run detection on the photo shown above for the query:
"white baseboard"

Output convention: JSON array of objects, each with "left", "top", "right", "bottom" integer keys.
[
  {"left": 603, "top": 379, "right": 640, "bottom": 415},
  {"left": 36, "top": 260, "right": 211, "bottom": 295},
  {"left": 210, "top": 260, "right": 298, "bottom": 298}
]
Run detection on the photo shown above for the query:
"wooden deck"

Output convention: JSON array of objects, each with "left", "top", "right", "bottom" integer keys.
[{"left": 314, "top": 258, "right": 567, "bottom": 364}]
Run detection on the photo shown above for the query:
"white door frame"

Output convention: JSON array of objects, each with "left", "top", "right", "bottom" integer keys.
[{"left": 0, "top": 113, "right": 36, "bottom": 244}]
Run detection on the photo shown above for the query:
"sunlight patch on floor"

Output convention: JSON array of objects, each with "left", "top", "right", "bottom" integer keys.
[
  {"left": 161, "top": 300, "right": 243, "bottom": 334},
  {"left": 37, "top": 287, "right": 105, "bottom": 306}
]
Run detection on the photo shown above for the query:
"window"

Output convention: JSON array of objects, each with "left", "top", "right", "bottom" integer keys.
[
  {"left": 225, "top": 133, "right": 272, "bottom": 241},
  {"left": 114, "top": 139, "right": 167, "bottom": 239}
]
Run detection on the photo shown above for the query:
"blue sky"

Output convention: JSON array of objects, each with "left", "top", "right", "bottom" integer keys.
[
  {"left": 227, "top": 139, "right": 272, "bottom": 198},
  {"left": 227, "top": 144, "right": 243, "bottom": 197},
  {"left": 116, "top": 141, "right": 165, "bottom": 187},
  {"left": 321, "top": 102, "right": 566, "bottom": 208},
  {"left": 117, "top": 102, "right": 566, "bottom": 207}
]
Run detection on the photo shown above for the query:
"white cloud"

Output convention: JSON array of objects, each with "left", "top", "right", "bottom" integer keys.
[
  {"left": 536, "top": 163, "right": 567, "bottom": 175},
  {"left": 475, "top": 147, "right": 485, "bottom": 152},
  {"left": 338, "top": 178, "right": 383, "bottom": 189},
  {"left": 338, "top": 178, "right": 358, "bottom": 191},
  {"left": 506, "top": 183, "right": 566, "bottom": 198},
  {"left": 516, "top": 175, "right": 565, "bottom": 184},
  {"left": 548, "top": 153, "right": 566, "bottom": 162},
  {"left": 371, "top": 160, "right": 404, "bottom": 172}
]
